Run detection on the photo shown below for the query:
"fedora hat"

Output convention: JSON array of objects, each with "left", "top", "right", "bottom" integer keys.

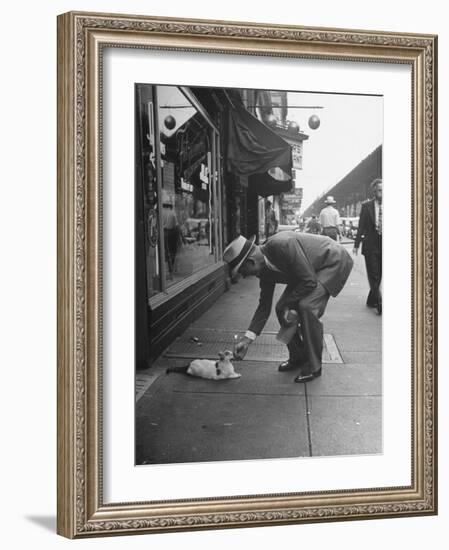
[
  {"left": 324, "top": 195, "right": 336, "bottom": 205},
  {"left": 223, "top": 235, "right": 256, "bottom": 278}
]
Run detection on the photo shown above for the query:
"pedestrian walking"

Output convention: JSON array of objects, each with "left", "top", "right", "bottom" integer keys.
[
  {"left": 161, "top": 190, "right": 181, "bottom": 276},
  {"left": 353, "top": 178, "right": 383, "bottom": 314},
  {"left": 319, "top": 196, "right": 341, "bottom": 241},
  {"left": 265, "top": 200, "right": 278, "bottom": 237},
  {"left": 305, "top": 214, "right": 321, "bottom": 234},
  {"left": 223, "top": 231, "right": 353, "bottom": 383}
]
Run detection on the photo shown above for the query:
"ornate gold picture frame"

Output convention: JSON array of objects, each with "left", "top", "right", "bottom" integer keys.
[{"left": 57, "top": 11, "right": 437, "bottom": 538}]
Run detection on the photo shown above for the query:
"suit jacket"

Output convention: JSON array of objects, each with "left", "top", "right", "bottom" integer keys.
[
  {"left": 354, "top": 199, "right": 382, "bottom": 256},
  {"left": 247, "top": 231, "right": 353, "bottom": 335}
]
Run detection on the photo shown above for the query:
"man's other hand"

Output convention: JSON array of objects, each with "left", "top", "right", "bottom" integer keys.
[
  {"left": 234, "top": 336, "right": 252, "bottom": 360},
  {"left": 353, "top": 247, "right": 359, "bottom": 256}
]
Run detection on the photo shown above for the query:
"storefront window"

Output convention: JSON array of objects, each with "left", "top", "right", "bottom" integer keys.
[
  {"left": 136, "top": 84, "right": 221, "bottom": 299},
  {"left": 136, "top": 84, "right": 162, "bottom": 298},
  {"left": 157, "top": 86, "right": 218, "bottom": 288}
]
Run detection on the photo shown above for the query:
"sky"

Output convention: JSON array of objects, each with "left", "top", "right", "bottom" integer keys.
[
  {"left": 286, "top": 91, "right": 383, "bottom": 212},
  {"left": 154, "top": 86, "right": 383, "bottom": 214},
  {"left": 157, "top": 85, "right": 195, "bottom": 135}
]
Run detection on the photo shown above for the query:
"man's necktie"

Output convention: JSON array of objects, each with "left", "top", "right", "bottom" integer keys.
[{"left": 377, "top": 202, "right": 382, "bottom": 235}]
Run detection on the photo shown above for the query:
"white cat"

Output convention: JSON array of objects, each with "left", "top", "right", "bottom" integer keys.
[{"left": 166, "top": 350, "right": 241, "bottom": 380}]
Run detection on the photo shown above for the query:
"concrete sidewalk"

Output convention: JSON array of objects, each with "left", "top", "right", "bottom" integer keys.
[{"left": 136, "top": 244, "right": 382, "bottom": 464}]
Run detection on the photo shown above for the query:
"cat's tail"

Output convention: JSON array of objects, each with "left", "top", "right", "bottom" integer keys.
[{"left": 166, "top": 364, "right": 189, "bottom": 375}]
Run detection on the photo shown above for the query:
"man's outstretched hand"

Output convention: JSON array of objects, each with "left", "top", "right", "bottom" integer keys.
[{"left": 234, "top": 336, "right": 252, "bottom": 360}]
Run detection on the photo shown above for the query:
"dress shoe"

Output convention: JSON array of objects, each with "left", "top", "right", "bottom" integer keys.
[
  {"left": 376, "top": 302, "right": 382, "bottom": 315},
  {"left": 278, "top": 360, "right": 305, "bottom": 372},
  {"left": 294, "top": 368, "right": 322, "bottom": 383}
]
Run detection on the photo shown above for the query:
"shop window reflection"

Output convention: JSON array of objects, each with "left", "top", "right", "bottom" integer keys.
[
  {"left": 157, "top": 86, "right": 216, "bottom": 287},
  {"left": 136, "top": 86, "right": 162, "bottom": 298}
]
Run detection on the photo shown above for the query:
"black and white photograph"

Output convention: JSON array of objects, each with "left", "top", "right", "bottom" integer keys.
[
  {"left": 51, "top": 6, "right": 437, "bottom": 540},
  {"left": 135, "top": 84, "right": 383, "bottom": 465},
  {"left": 1, "top": 0, "right": 442, "bottom": 543}
]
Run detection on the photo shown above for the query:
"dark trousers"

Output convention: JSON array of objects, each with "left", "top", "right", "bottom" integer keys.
[
  {"left": 164, "top": 228, "right": 179, "bottom": 274},
  {"left": 277, "top": 282, "right": 330, "bottom": 374},
  {"left": 322, "top": 227, "right": 338, "bottom": 241},
  {"left": 364, "top": 248, "right": 382, "bottom": 307}
]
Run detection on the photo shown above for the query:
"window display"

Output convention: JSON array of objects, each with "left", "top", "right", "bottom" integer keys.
[
  {"left": 157, "top": 86, "right": 217, "bottom": 287},
  {"left": 136, "top": 85, "right": 221, "bottom": 295}
]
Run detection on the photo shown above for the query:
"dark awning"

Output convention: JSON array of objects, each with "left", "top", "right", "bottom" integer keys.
[
  {"left": 248, "top": 171, "right": 293, "bottom": 198},
  {"left": 227, "top": 104, "right": 293, "bottom": 177}
]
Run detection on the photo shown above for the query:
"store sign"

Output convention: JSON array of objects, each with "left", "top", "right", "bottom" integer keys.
[
  {"left": 200, "top": 162, "right": 209, "bottom": 190},
  {"left": 292, "top": 143, "right": 303, "bottom": 169},
  {"left": 176, "top": 118, "right": 209, "bottom": 183},
  {"left": 180, "top": 178, "right": 193, "bottom": 193},
  {"left": 282, "top": 188, "right": 303, "bottom": 209}
]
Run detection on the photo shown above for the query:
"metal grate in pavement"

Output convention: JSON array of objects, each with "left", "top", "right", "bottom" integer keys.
[
  {"left": 165, "top": 341, "right": 287, "bottom": 362},
  {"left": 178, "top": 328, "right": 279, "bottom": 346},
  {"left": 323, "top": 333, "right": 343, "bottom": 363},
  {"left": 163, "top": 328, "right": 343, "bottom": 363}
]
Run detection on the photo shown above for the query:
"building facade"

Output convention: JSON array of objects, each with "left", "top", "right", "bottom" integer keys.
[
  {"left": 135, "top": 85, "right": 297, "bottom": 368},
  {"left": 303, "top": 145, "right": 382, "bottom": 219},
  {"left": 239, "top": 89, "right": 309, "bottom": 232}
]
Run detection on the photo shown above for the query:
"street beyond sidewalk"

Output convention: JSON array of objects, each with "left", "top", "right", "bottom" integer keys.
[{"left": 136, "top": 243, "right": 382, "bottom": 465}]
